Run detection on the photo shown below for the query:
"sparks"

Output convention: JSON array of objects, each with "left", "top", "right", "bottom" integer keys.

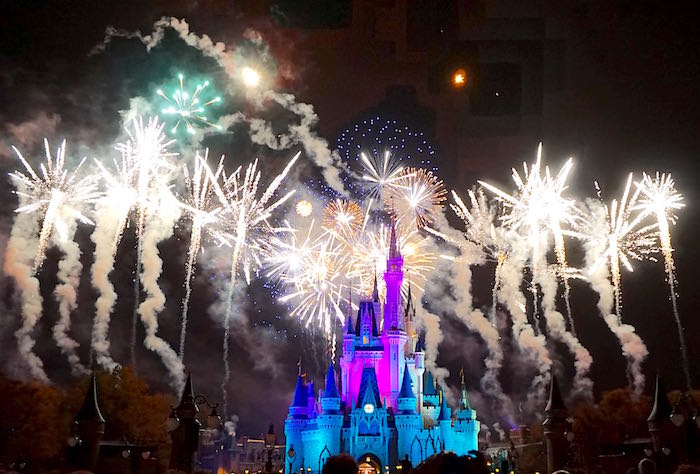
[
  {"left": 323, "top": 199, "right": 364, "bottom": 237},
  {"left": 359, "top": 150, "right": 407, "bottom": 199},
  {"left": 11, "top": 139, "right": 100, "bottom": 271},
  {"left": 157, "top": 73, "right": 223, "bottom": 135},
  {"left": 386, "top": 166, "right": 447, "bottom": 229}
]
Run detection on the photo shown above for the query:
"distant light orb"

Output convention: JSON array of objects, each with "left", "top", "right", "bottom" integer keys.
[
  {"left": 296, "top": 200, "right": 313, "bottom": 217},
  {"left": 241, "top": 67, "right": 261, "bottom": 88},
  {"left": 452, "top": 68, "right": 467, "bottom": 88},
  {"left": 363, "top": 403, "right": 374, "bottom": 414}
]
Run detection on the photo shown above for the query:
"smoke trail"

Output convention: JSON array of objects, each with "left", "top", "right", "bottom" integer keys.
[
  {"left": 449, "top": 253, "right": 514, "bottom": 416},
  {"left": 497, "top": 251, "right": 551, "bottom": 411},
  {"left": 584, "top": 201, "right": 648, "bottom": 395},
  {"left": 178, "top": 220, "right": 200, "bottom": 359},
  {"left": 137, "top": 194, "right": 185, "bottom": 393},
  {"left": 90, "top": 193, "right": 132, "bottom": 371},
  {"left": 3, "top": 204, "right": 48, "bottom": 382},
  {"left": 51, "top": 216, "right": 88, "bottom": 376},
  {"left": 534, "top": 250, "right": 593, "bottom": 400},
  {"left": 414, "top": 303, "right": 450, "bottom": 385}
]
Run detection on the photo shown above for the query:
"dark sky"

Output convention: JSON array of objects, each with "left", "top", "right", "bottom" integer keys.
[{"left": 0, "top": 0, "right": 698, "bottom": 437}]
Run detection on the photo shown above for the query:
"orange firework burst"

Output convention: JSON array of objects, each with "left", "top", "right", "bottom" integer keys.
[
  {"left": 323, "top": 199, "right": 363, "bottom": 236},
  {"left": 385, "top": 167, "right": 447, "bottom": 229}
]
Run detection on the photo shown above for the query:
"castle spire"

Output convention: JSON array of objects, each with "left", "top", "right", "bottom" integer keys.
[
  {"left": 372, "top": 271, "right": 379, "bottom": 302},
  {"left": 398, "top": 362, "right": 416, "bottom": 399},
  {"left": 389, "top": 214, "right": 401, "bottom": 260},
  {"left": 75, "top": 372, "right": 106, "bottom": 424},
  {"left": 437, "top": 388, "right": 451, "bottom": 421},
  {"left": 323, "top": 362, "right": 340, "bottom": 399},
  {"left": 404, "top": 282, "right": 416, "bottom": 320},
  {"left": 459, "top": 368, "right": 472, "bottom": 410}
]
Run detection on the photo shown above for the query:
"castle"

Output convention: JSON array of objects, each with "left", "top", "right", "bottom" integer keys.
[{"left": 285, "top": 222, "right": 480, "bottom": 473}]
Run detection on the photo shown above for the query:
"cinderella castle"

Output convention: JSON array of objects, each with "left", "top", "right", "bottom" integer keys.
[{"left": 285, "top": 222, "right": 480, "bottom": 473}]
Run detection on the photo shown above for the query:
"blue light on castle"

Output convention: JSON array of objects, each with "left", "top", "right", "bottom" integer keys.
[{"left": 285, "top": 221, "right": 479, "bottom": 473}]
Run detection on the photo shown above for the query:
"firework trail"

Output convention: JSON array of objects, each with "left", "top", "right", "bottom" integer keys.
[
  {"left": 114, "top": 117, "right": 176, "bottom": 369},
  {"left": 497, "top": 250, "right": 552, "bottom": 410},
  {"left": 137, "top": 191, "right": 185, "bottom": 392},
  {"left": 584, "top": 198, "right": 649, "bottom": 395},
  {"left": 178, "top": 151, "right": 226, "bottom": 359},
  {"left": 635, "top": 172, "right": 689, "bottom": 389},
  {"left": 480, "top": 144, "right": 581, "bottom": 336},
  {"left": 218, "top": 153, "right": 298, "bottom": 413},
  {"left": 51, "top": 217, "right": 88, "bottom": 376},
  {"left": 3, "top": 208, "right": 47, "bottom": 381},
  {"left": 386, "top": 167, "right": 447, "bottom": 230},
  {"left": 7, "top": 140, "right": 99, "bottom": 378},
  {"left": 450, "top": 188, "right": 512, "bottom": 326}
]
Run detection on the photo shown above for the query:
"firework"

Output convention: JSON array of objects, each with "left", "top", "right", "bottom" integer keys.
[
  {"left": 11, "top": 139, "right": 100, "bottom": 271},
  {"left": 177, "top": 151, "right": 227, "bottom": 359},
  {"left": 349, "top": 222, "right": 435, "bottom": 299},
  {"left": 386, "top": 167, "right": 447, "bottom": 230},
  {"left": 358, "top": 151, "right": 408, "bottom": 199},
  {"left": 591, "top": 174, "right": 659, "bottom": 320},
  {"left": 479, "top": 144, "right": 581, "bottom": 333},
  {"left": 296, "top": 199, "right": 313, "bottom": 217},
  {"left": 157, "top": 73, "right": 222, "bottom": 135},
  {"left": 218, "top": 153, "right": 299, "bottom": 411},
  {"left": 323, "top": 199, "right": 363, "bottom": 236},
  {"left": 450, "top": 188, "right": 513, "bottom": 324},
  {"left": 276, "top": 225, "right": 349, "bottom": 335},
  {"left": 634, "top": 172, "right": 689, "bottom": 389}
]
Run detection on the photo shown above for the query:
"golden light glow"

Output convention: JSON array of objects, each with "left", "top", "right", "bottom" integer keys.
[
  {"left": 295, "top": 199, "right": 313, "bottom": 217},
  {"left": 241, "top": 67, "right": 261, "bottom": 87},
  {"left": 452, "top": 68, "right": 467, "bottom": 87}
]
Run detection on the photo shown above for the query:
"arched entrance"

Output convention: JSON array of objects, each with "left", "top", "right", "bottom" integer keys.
[{"left": 357, "top": 453, "right": 382, "bottom": 474}]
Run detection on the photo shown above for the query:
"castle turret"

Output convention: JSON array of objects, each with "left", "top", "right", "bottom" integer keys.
[
  {"left": 286, "top": 372, "right": 309, "bottom": 474},
  {"left": 307, "top": 379, "right": 317, "bottom": 417},
  {"left": 647, "top": 374, "right": 673, "bottom": 454},
  {"left": 454, "top": 370, "right": 480, "bottom": 454},
  {"left": 422, "top": 370, "right": 440, "bottom": 422},
  {"left": 321, "top": 363, "right": 341, "bottom": 413},
  {"left": 543, "top": 375, "right": 569, "bottom": 474},
  {"left": 317, "top": 363, "right": 344, "bottom": 461},
  {"left": 72, "top": 372, "right": 106, "bottom": 472},
  {"left": 414, "top": 337, "right": 425, "bottom": 412},
  {"left": 395, "top": 362, "right": 422, "bottom": 461},
  {"left": 437, "top": 388, "right": 452, "bottom": 451}
]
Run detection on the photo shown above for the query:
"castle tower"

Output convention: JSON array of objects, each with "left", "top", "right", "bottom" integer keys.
[
  {"left": 285, "top": 373, "right": 308, "bottom": 473},
  {"left": 395, "top": 361, "right": 422, "bottom": 461},
  {"left": 403, "top": 284, "right": 417, "bottom": 349},
  {"left": 422, "top": 370, "right": 440, "bottom": 422},
  {"left": 454, "top": 370, "right": 480, "bottom": 453},
  {"left": 317, "top": 363, "right": 344, "bottom": 460},
  {"left": 647, "top": 374, "right": 673, "bottom": 454},
  {"left": 414, "top": 337, "right": 425, "bottom": 413},
  {"left": 73, "top": 372, "right": 106, "bottom": 472},
  {"left": 543, "top": 375, "right": 569, "bottom": 473},
  {"left": 437, "top": 388, "right": 452, "bottom": 451},
  {"left": 384, "top": 219, "right": 404, "bottom": 330}
]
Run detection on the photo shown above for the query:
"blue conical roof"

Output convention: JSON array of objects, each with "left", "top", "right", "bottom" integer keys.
[
  {"left": 323, "top": 363, "right": 340, "bottom": 399},
  {"left": 292, "top": 375, "right": 307, "bottom": 407},
  {"left": 424, "top": 370, "right": 437, "bottom": 396},
  {"left": 437, "top": 389, "right": 451, "bottom": 421},
  {"left": 398, "top": 362, "right": 415, "bottom": 399},
  {"left": 415, "top": 336, "right": 423, "bottom": 353}
]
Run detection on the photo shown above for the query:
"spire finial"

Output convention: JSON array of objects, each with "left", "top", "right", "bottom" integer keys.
[
  {"left": 297, "top": 356, "right": 302, "bottom": 376},
  {"left": 372, "top": 270, "right": 379, "bottom": 302},
  {"left": 389, "top": 214, "right": 401, "bottom": 260}
]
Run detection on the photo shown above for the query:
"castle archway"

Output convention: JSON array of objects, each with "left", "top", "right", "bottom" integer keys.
[{"left": 357, "top": 453, "right": 382, "bottom": 474}]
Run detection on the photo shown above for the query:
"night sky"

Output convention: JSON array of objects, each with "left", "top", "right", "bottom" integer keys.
[{"left": 0, "top": 0, "right": 698, "bottom": 438}]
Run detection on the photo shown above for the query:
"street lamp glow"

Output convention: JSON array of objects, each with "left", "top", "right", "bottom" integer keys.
[{"left": 241, "top": 67, "right": 261, "bottom": 87}]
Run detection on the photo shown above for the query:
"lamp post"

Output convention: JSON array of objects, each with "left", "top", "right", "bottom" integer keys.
[
  {"left": 287, "top": 445, "right": 296, "bottom": 474},
  {"left": 168, "top": 374, "right": 222, "bottom": 474},
  {"left": 264, "top": 424, "right": 277, "bottom": 473}
]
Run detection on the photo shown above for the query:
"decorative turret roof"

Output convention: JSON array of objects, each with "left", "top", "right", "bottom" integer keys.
[
  {"left": 544, "top": 374, "right": 567, "bottom": 414},
  {"left": 354, "top": 302, "right": 380, "bottom": 338},
  {"left": 356, "top": 367, "right": 382, "bottom": 408},
  {"left": 75, "top": 372, "right": 105, "bottom": 424},
  {"left": 648, "top": 374, "right": 672, "bottom": 423},
  {"left": 292, "top": 374, "right": 307, "bottom": 407},
  {"left": 415, "top": 336, "right": 423, "bottom": 353},
  {"left": 424, "top": 370, "right": 438, "bottom": 396},
  {"left": 398, "top": 362, "right": 416, "bottom": 399},
  {"left": 437, "top": 389, "right": 451, "bottom": 421},
  {"left": 323, "top": 363, "right": 340, "bottom": 399}
]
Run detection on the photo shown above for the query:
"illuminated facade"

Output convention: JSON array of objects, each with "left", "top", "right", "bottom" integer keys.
[{"left": 285, "top": 222, "right": 479, "bottom": 473}]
